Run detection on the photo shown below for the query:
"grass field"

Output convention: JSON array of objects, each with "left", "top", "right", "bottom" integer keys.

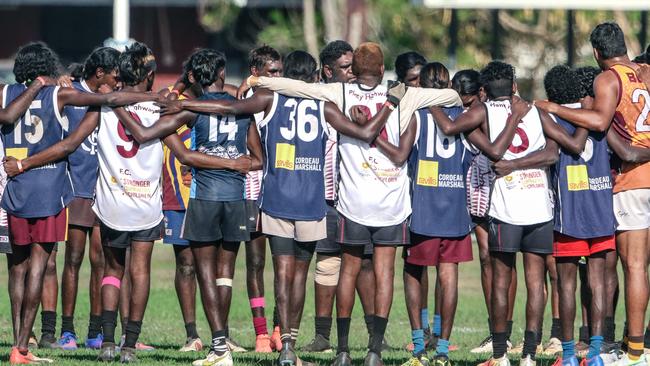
[{"left": 0, "top": 243, "right": 627, "bottom": 365}]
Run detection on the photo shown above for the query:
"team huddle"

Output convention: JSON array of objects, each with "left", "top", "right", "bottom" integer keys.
[{"left": 2, "top": 19, "right": 650, "bottom": 366}]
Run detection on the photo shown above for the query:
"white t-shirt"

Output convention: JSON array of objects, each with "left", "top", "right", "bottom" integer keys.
[
  {"left": 93, "top": 101, "right": 164, "bottom": 231},
  {"left": 336, "top": 83, "right": 411, "bottom": 226},
  {"left": 486, "top": 99, "right": 553, "bottom": 225}
]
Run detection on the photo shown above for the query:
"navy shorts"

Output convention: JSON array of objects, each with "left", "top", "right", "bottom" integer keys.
[{"left": 163, "top": 210, "right": 189, "bottom": 246}]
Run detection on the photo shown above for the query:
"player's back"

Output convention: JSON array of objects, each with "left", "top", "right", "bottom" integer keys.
[
  {"left": 336, "top": 82, "right": 410, "bottom": 226},
  {"left": 609, "top": 64, "right": 650, "bottom": 192},
  {"left": 1, "top": 84, "right": 73, "bottom": 218},
  {"left": 94, "top": 101, "right": 163, "bottom": 230}
]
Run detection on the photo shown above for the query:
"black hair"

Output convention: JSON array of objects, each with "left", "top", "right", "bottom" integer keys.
[
  {"left": 419, "top": 62, "right": 449, "bottom": 89},
  {"left": 479, "top": 61, "right": 515, "bottom": 99},
  {"left": 13, "top": 42, "right": 60, "bottom": 83},
  {"left": 633, "top": 44, "right": 650, "bottom": 64},
  {"left": 68, "top": 63, "right": 84, "bottom": 80},
  {"left": 543, "top": 65, "right": 583, "bottom": 105},
  {"left": 248, "top": 45, "right": 281, "bottom": 71},
  {"left": 451, "top": 69, "right": 481, "bottom": 96},
  {"left": 118, "top": 41, "right": 156, "bottom": 86},
  {"left": 574, "top": 66, "right": 601, "bottom": 98},
  {"left": 319, "top": 40, "right": 353, "bottom": 69},
  {"left": 590, "top": 22, "right": 627, "bottom": 60},
  {"left": 182, "top": 48, "right": 226, "bottom": 87},
  {"left": 82, "top": 47, "right": 121, "bottom": 80},
  {"left": 283, "top": 50, "right": 317, "bottom": 83},
  {"left": 394, "top": 51, "right": 427, "bottom": 82}
]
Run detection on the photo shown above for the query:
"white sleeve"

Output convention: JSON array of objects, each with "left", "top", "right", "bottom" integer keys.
[
  {"left": 398, "top": 88, "right": 462, "bottom": 134},
  {"left": 255, "top": 77, "right": 344, "bottom": 109}
]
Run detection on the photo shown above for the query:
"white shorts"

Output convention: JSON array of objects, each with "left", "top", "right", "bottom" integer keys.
[
  {"left": 614, "top": 189, "right": 650, "bottom": 231},
  {"left": 261, "top": 212, "right": 327, "bottom": 242}
]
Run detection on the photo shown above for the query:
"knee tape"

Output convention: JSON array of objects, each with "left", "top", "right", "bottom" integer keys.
[
  {"left": 216, "top": 278, "right": 233, "bottom": 287},
  {"left": 315, "top": 255, "right": 341, "bottom": 286},
  {"left": 101, "top": 276, "right": 121, "bottom": 289}
]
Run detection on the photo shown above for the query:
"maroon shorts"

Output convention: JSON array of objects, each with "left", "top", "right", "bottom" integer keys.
[
  {"left": 68, "top": 197, "right": 99, "bottom": 228},
  {"left": 405, "top": 233, "right": 473, "bottom": 266},
  {"left": 553, "top": 232, "right": 615, "bottom": 257},
  {"left": 8, "top": 209, "right": 68, "bottom": 245}
]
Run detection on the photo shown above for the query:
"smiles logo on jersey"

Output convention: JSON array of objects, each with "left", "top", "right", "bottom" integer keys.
[
  {"left": 416, "top": 160, "right": 439, "bottom": 187},
  {"left": 275, "top": 143, "right": 295, "bottom": 170},
  {"left": 566, "top": 165, "right": 589, "bottom": 191}
]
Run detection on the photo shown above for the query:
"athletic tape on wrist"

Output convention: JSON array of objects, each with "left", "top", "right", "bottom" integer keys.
[
  {"left": 249, "top": 297, "right": 265, "bottom": 309},
  {"left": 101, "top": 276, "right": 121, "bottom": 289},
  {"left": 216, "top": 278, "right": 233, "bottom": 287}
]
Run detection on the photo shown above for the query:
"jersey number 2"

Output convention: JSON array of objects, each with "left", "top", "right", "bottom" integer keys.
[{"left": 632, "top": 88, "right": 650, "bottom": 132}]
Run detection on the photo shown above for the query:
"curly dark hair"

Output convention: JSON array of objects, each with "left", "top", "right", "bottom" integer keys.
[
  {"left": 394, "top": 52, "right": 426, "bottom": 82},
  {"left": 419, "top": 62, "right": 449, "bottom": 89},
  {"left": 284, "top": 50, "right": 317, "bottom": 83},
  {"left": 181, "top": 48, "right": 226, "bottom": 87},
  {"left": 633, "top": 44, "right": 650, "bottom": 64},
  {"left": 479, "top": 61, "right": 515, "bottom": 99},
  {"left": 13, "top": 42, "right": 60, "bottom": 83},
  {"left": 118, "top": 41, "right": 156, "bottom": 87},
  {"left": 590, "top": 22, "right": 627, "bottom": 60},
  {"left": 248, "top": 45, "right": 281, "bottom": 72},
  {"left": 451, "top": 69, "right": 481, "bottom": 96},
  {"left": 574, "top": 66, "right": 601, "bottom": 98},
  {"left": 82, "top": 47, "right": 121, "bottom": 81},
  {"left": 319, "top": 40, "right": 353, "bottom": 69},
  {"left": 543, "top": 65, "right": 583, "bottom": 105}
]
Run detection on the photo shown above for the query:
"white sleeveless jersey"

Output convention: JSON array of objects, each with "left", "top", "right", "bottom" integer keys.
[
  {"left": 336, "top": 83, "right": 411, "bottom": 226},
  {"left": 93, "top": 102, "right": 164, "bottom": 231},
  {"left": 486, "top": 100, "right": 553, "bottom": 225}
]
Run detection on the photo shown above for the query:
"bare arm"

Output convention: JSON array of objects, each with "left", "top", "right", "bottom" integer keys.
[
  {"left": 325, "top": 102, "right": 394, "bottom": 144},
  {"left": 58, "top": 87, "right": 161, "bottom": 108},
  {"left": 373, "top": 114, "right": 417, "bottom": 165},
  {"left": 0, "top": 78, "right": 48, "bottom": 124},
  {"left": 540, "top": 110, "right": 589, "bottom": 155},
  {"left": 4, "top": 109, "right": 99, "bottom": 176},
  {"left": 535, "top": 71, "right": 619, "bottom": 132},
  {"left": 430, "top": 106, "right": 481, "bottom": 135},
  {"left": 464, "top": 103, "right": 530, "bottom": 161},
  {"left": 113, "top": 107, "right": 195, "bottom": 144},
  {"left": 162, "top": 133, "right": 252, "bottom": 173},
  {"left": 177, "top": 88, "right": 274, "bottom": 116},
  {"left": 247, "top": 122, "right": 264, "bottom": 171},
  {"left": 607, "top": 128, "right": 650, "bottom": 163},
  {"left": 492, "top": 139, "right": 559, "bottom": 177}
]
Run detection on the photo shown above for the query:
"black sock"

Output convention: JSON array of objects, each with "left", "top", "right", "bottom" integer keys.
[
  {"left": 225, "top": 326, "right": 229, "bottom": 339},
  {"left": 506, "top": 320, "right": 514, "bottom": 340},
  {"left": 101, "top": 310, "right": 118, "bottom": 344},
  {"left": 185, "top": 322, "right": 199, "bottom": 340},
  {"left": 315, "top": 316, "right": 332, "bottom": 340},
  {"left": 488, "top": 318, "right": 493, "bottom": 333},
  {"left": 364, "top": 314, "right": 374, "bottom": 336},
  {"left": 273, "top": 307, "right": 280, "bottom": 327},
  {"left": 121, "top": 318, "right": 128, "bottom": 336},
  {"left": 536, "top": 330, "right": 543, "bottom": 346},
  {"left": 212, "top": 330, "right": 228, "bottom": 356},
  {"left": 61, "top": 316, "right": 75, "bottom": 336},
  {"left": 123, "top": 320, "right": 142, "bottom": 349},
  {"left": 523, "top": 330, "right": 538, "bottom": 360},
  {"left": 579, "top": 325, "right": 590, "bottom": 343},
  {"left": 605, "top": 317, "right": 615, "bottom": 343},
  {"left": 369, "top": 316, "right": 388, "bottom": 355},
  {"left": 492, "top": 332, "right": 508, "bottom": 358},
  {"left": 41, "top": 311, "right": 56, "bottom": 337},
  {"left": 336, "top": 318, "right": 351, "bottom": 353},
  {"left": 551, "top": 318, "right": 561, "bottom": 339},
  {"left": 88, "top": 314, "right": 102, "bottom": 339},
  {"left": 644, "top": 328, "right": 650, "bottom": 348}
]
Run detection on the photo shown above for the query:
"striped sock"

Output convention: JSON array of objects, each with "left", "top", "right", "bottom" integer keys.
[
  {"left": 436, "top": 338, "right": 450, "bottom": 356},
  {"left": 628, "top": 336, "right": 644, "bottom": 361},
  {"left": 432, "top": 314, "right": 442, "bottom": 337},
  {"left": 211, "top": 330, "right": 228, "bottom": 356},
  {"left": 290, "top": 328, "right": 299, "bottom": 342},
  {"left": 421, "top": 309, "right": 430, "bottom": 331},
  {"left": 412, "top": 329, "right": 425, "bottom": 356}
]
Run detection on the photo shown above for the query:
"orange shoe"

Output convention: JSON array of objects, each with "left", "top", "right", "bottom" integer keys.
[
  {"left": 9, "top": 347, "right": 53, "bottom": 364},
  {"left": 270, "top": 326, "right": 282, "bottom": 351},
  {"left": 255, "top": 334, "right": 273, "bottom": 353}
]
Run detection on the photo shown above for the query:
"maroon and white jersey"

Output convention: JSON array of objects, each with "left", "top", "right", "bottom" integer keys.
[
  {"left": 323, "top": 123, "right": 338, "bottom": 201},
  {"left": 244, "top": 88, "right": 263, "bottom": 201}
]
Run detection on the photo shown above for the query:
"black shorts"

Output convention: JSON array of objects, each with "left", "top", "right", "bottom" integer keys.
[
  {"left": 336, "top": 213, "right": 409, "bottom": 247},
  {"left": 182, "top": 199, "right": 250, "bottom": 243},
  {"left": 101, "top": 220, "right": 164, "bottom": 249},
  {"left": 269, "top": 236, "right": 315, "bottom": 261},
  {"left": 488, "top": 217, "right": 553, "bottom": 254},
  {"left": 245, "top": 199, "right": 261, "bottom": 233},
  {"left": 68, "top": 197, "right": 99, "bottom": 228}
]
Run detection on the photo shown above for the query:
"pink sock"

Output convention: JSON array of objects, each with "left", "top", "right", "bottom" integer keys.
[{"left": 253, "top": 317, "right": 268, "bottom": 336}]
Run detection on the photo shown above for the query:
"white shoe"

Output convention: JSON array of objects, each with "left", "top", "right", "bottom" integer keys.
[
  {"left": 520, "top": 355, "right": 536, "bottom": 366},
  {"left": 180, "top": 338, "right": 203, "bottom": 352},
  {"left": 472, "top": 336, "right": 494, "bottom": 354},
  {"left": 225, "top": 338, "right": 246, "bottom": 353},
  {"left": 612, "top": 354, "right": 647, "bottom": 366},
  {"left": 601, "top": 352, "right": 622, "bottom": 365},
  {"left": 542, "top": 338, "right": 563, "bottom": 356},
  {"left": 479, "top": 355, "right": 511, "bottom": 366},
  {"left": 192, "top": 350, "right": 234, "bottom": 366}
]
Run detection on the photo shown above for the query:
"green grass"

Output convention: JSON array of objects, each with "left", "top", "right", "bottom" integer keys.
[{"left": 0, "top": 243, "right": 627, "bottom": 365}]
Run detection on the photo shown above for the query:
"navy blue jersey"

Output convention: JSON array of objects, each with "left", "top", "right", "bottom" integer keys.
[
  {"left": 1, "top": 84, "right": 73, "bottom": 218},
  {"left": 189, "top": 92, "right": 250, "bottom": 201},
  {"left": 64, "top": 80, "right": 98, "bottom": 198},
  {"left": 409, "top": 107, "right": 472, "bottom": 237},
  {"left": 552, "top": 113, "right": 615, "bottom": 238},
  {"left": 258, "top": 94, "right": 328, "bottom": 220}
]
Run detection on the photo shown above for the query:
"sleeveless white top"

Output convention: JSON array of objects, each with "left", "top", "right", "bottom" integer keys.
[
  {"left": 93, "top": 101, "right": 164, "bottom": 231},
  {"left": 486, "top": 99, "right": 553, "bottom": 225},
  {"left": 336, "top": 83, "right": 411, "bottom": 226}
]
